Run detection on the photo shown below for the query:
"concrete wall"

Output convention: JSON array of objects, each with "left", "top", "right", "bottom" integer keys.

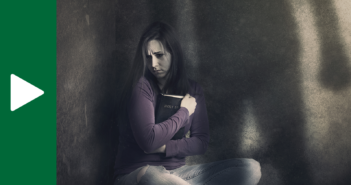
[
  {"left": 57, "top": 0, "right": 351, "bottom": 184},
  {"left": 57, "top": 0, "right": 119, "bottom": 184}
]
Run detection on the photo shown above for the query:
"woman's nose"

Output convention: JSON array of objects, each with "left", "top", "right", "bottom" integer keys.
[{"left": 151, "top": 56, "right": 159, "bottom": 68}]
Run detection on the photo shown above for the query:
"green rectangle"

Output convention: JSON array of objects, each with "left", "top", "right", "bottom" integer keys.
[{"left": 0, "top": 0, "right": 56, "bottom": 184}]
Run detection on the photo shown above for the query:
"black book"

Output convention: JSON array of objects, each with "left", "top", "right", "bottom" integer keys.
[{"left": 155, "top": 94, "right": 185, "bottom": 140}]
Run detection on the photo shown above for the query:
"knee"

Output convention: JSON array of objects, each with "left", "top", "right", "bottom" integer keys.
[
  {"left": 247, "top": 159, "right": 261, "bottom": 184},
  {"left": 137, "top": 165, "right": 149, "bottom": 183}
]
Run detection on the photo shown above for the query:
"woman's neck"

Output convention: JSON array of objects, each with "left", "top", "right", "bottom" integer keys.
[{"left": 157, "top": 77, "right": 167, "bottom": 92}]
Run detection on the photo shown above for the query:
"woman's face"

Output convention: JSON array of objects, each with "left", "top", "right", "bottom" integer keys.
[{"left": 146, "top": 40, "right": 172, "bottom": 80}]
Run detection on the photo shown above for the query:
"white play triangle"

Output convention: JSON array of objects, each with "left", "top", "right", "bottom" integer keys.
[{"left": 11, "top": 74, "right": 44, "bottom": 111}]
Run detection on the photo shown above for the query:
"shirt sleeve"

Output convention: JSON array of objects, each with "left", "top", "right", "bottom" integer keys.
[
  {"left": 165, "top": 83, "right": 210, "bottom": 158},
  {"left": 128, "top": 78, "right": 190, "bottom": 153}
]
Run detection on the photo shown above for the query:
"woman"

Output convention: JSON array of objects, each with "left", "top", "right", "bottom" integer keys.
[{"left": 114, "top": 22, "right": 261, "bottom": 185}]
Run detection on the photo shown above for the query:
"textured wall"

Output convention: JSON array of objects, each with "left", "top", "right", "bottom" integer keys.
[
  {"left": 57, "top": 0, "right": 351, "bottom": 185},
  {"left": 57, "top": 0, "right": 119, "bottom": 184}
]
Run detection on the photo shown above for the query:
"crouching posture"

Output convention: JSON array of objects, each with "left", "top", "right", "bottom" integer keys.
[{"left": 114, "top": 22, "right": 261, "bottom": 185}]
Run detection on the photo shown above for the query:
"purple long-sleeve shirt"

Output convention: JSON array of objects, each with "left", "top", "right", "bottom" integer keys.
[{"left": 114, "top": 77, "right": 210, "bottom": 176}]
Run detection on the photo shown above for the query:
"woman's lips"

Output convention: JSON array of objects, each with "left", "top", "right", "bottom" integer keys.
[{"left": 154, "top": 70, "right": 163, "bottom": 74}]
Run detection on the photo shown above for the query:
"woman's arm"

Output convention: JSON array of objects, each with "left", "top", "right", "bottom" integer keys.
[
  {"left": 128, "top": 78, "right": 190, "bottom": 153},
  {"left": 144, "top": 144, "right": 166, "bottom": 154},
  {"left": 164, "top": 84, "right": 210, "bottom": 158},
  {"left": 145, "top": 93, "right": 197, "bottom": 154}
]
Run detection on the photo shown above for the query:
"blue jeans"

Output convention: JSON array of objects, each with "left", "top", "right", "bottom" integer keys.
[{"left": 114, "top": 158, "right": 261, "bottom": 185}]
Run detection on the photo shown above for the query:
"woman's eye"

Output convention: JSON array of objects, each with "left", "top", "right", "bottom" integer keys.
[{"left": 155, "top": 54, "right": 163, "bottom": 58}]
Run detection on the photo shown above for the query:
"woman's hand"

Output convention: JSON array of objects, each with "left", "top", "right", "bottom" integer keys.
[
  {"left": 181, "top": 93, "right": 197, "bottom": 116},
  {"left": 144, "top": 145, "right": 166, "bottom": 154}
]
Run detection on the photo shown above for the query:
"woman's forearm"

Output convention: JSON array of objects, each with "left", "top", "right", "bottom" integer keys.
[
  {"left": 129, "top": 79, "right": 189, "bottom": 153},
  {"left": 164, "top": 84, "right": 210, "bottom": 158},
  {"left": 144, "top": 144, "right": 166, "bottom": 154}
]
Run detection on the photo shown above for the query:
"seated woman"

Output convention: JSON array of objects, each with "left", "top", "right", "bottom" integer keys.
[{"left": 114, "top": 21, "right": 261, "bottom": 185}]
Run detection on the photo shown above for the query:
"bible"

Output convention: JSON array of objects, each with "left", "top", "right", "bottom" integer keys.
[{"left": 155, "top": 94, "right": 185, "bottom": 140}]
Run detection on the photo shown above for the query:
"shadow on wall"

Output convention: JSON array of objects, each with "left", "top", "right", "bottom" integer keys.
[
  {"left": 190, "top": 1, "right": 313, "bottom": 185},
  {"left": 291, "top": 0, "right": 351, "bottom": 185},
  {"left": 310, "top": 0, "right": 351, "bottom": 91},
  {"left": 109, "top": 0, "right": 351, "bottom": 185}
]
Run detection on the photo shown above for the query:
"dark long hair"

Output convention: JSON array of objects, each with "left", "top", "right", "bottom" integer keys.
[{"left": 118, "top": 22, "right": 190, "bottom": 118}]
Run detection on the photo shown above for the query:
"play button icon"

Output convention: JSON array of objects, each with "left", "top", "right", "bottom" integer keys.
[{"left": 11, "top": 74, "right": 44, "bottom": 111}]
